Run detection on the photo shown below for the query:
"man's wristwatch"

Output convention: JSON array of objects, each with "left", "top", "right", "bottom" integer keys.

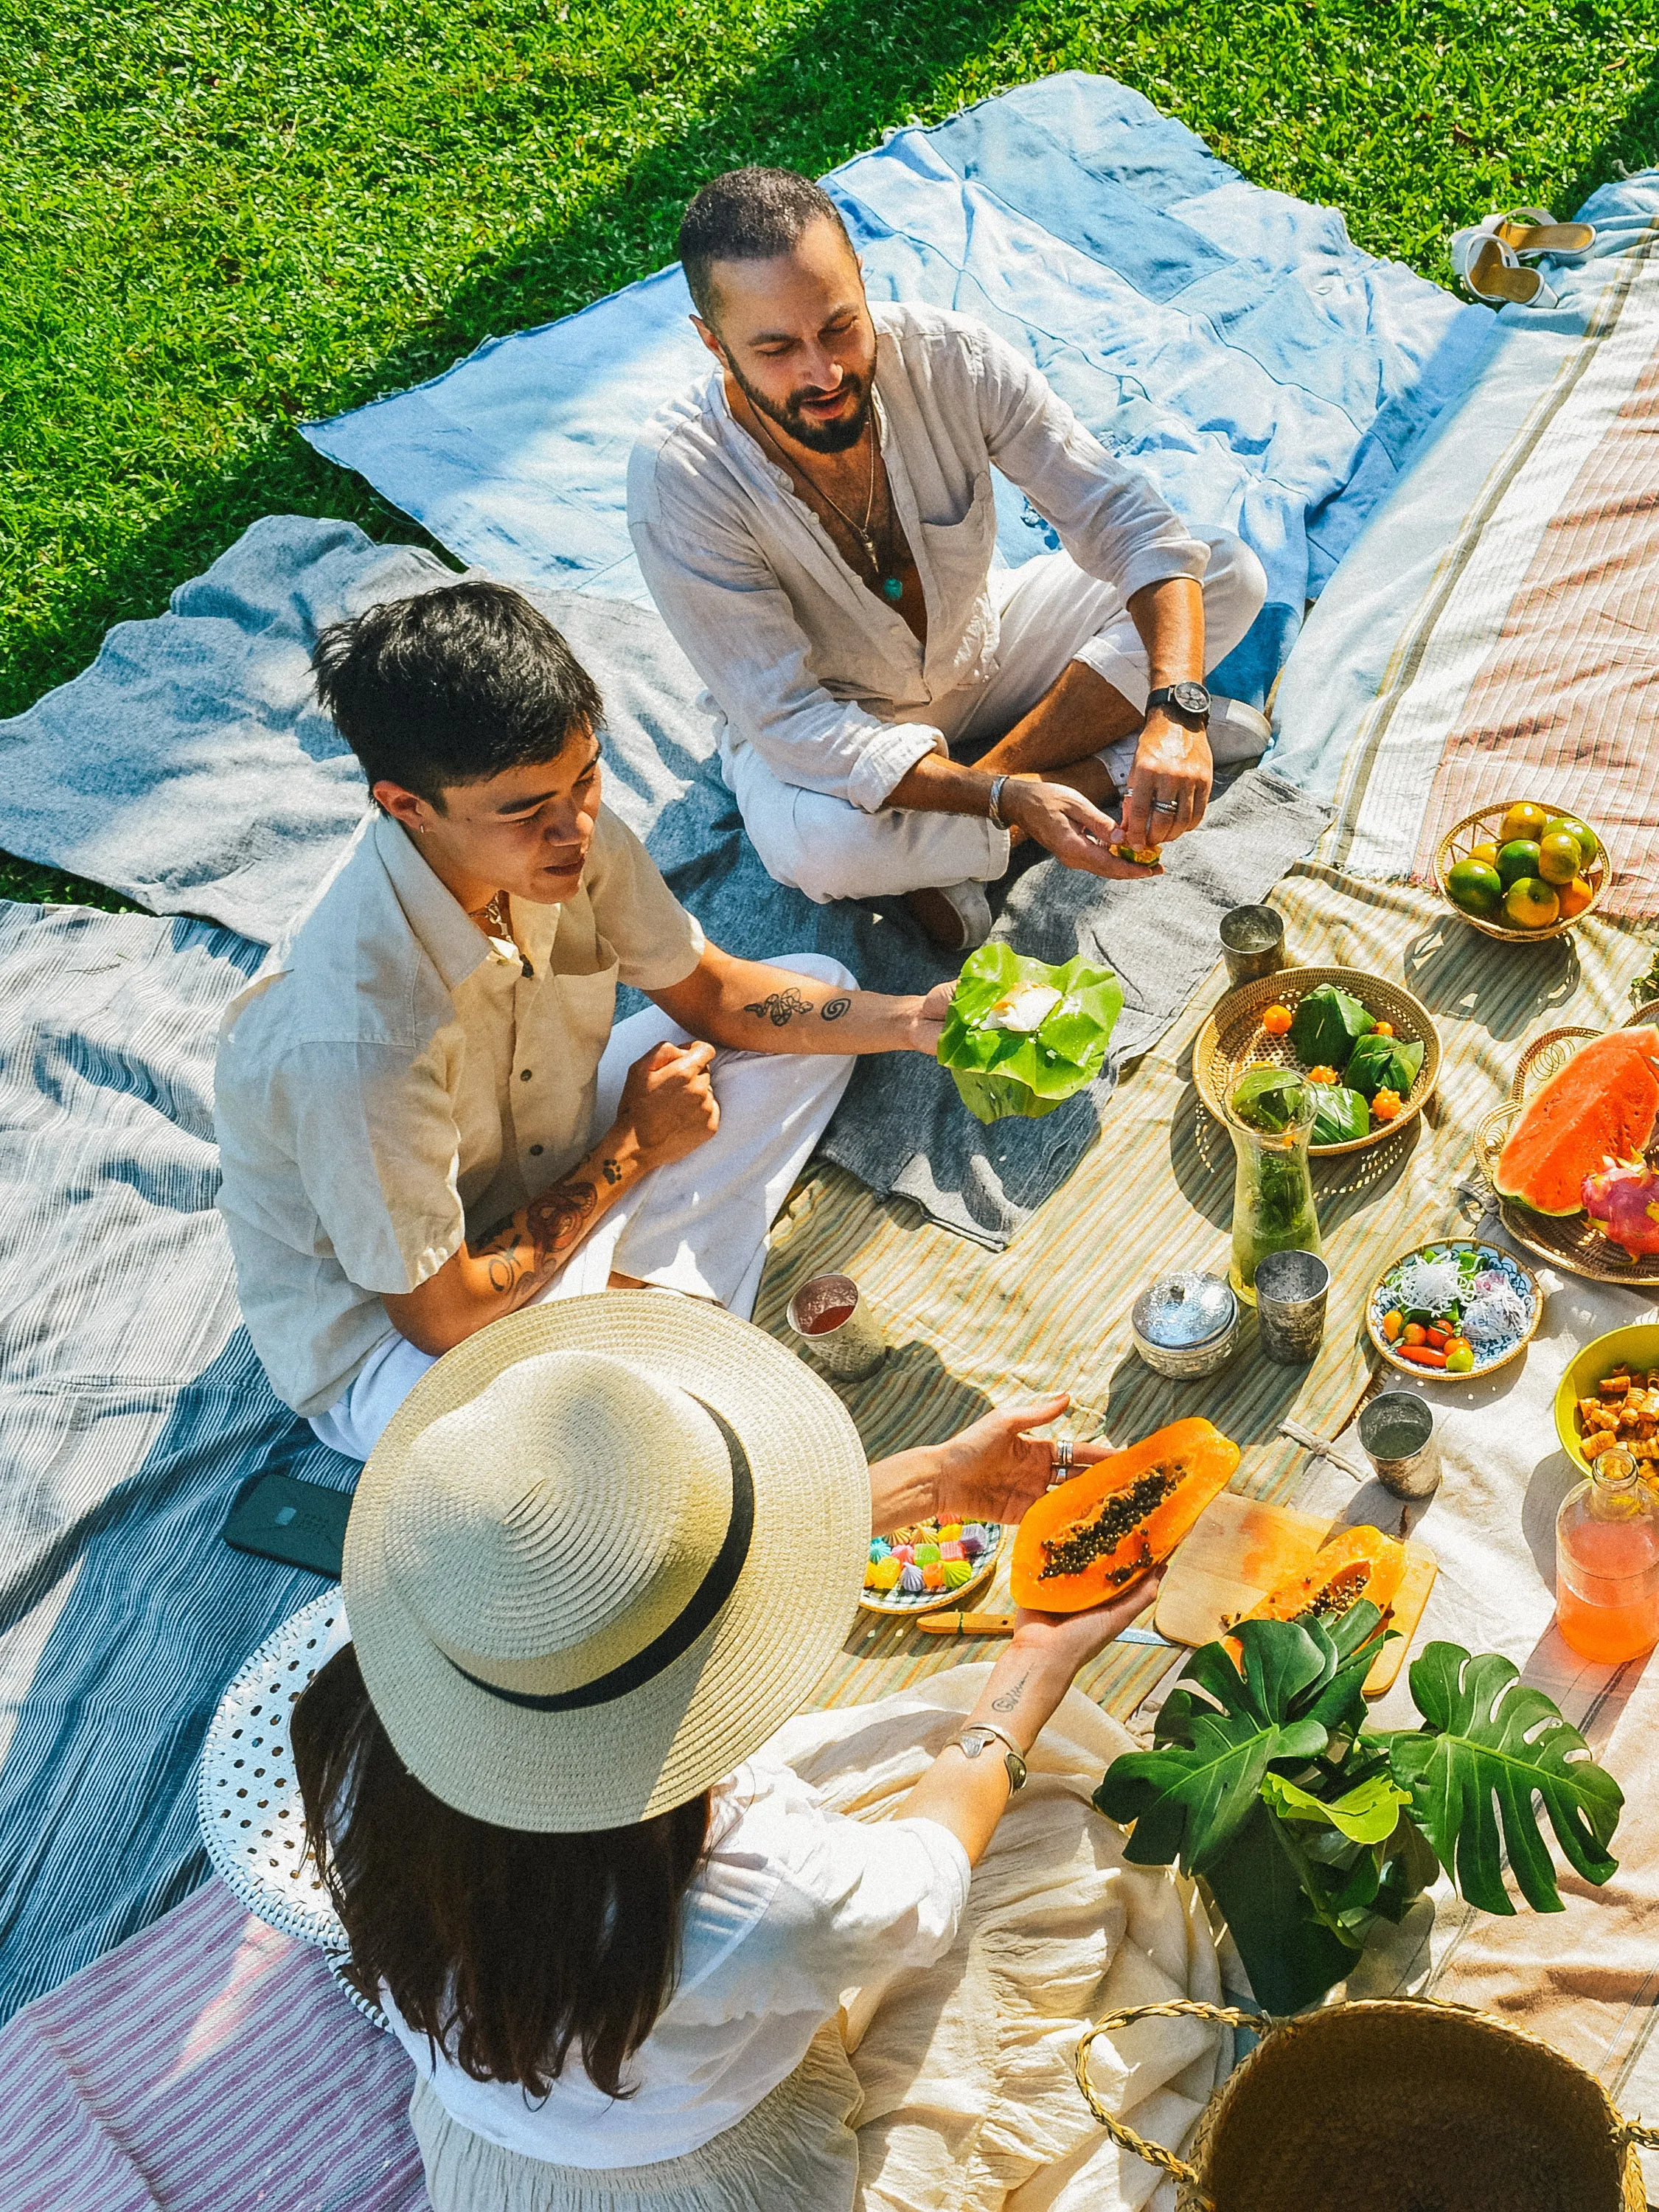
[
  {"left": 1145, "top": 681, "right": 1212, "bottom": 729},
  {"left": 952, "top": 1722, "right": 1029, "bottom": 1792}
]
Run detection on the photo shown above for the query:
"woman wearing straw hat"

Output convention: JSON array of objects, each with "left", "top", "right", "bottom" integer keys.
[{"left": 285, "top": 1293, "right": 1215, "bottom": 2211}]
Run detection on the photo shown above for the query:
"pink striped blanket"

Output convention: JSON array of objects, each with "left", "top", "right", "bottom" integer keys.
[{"left": 0, "top": 1879, "right": 425, "bottom": 2212}]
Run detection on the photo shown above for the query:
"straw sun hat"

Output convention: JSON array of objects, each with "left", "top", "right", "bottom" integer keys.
[{"left": 342, "top": 1291, "right": 872, "bottom": 1832}]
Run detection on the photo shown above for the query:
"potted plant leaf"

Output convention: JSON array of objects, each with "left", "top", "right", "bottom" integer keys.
[
  {"left": 936, "top": 944, "right": 1124, "bottom": 1124},
  {"left": 1095, "top": 1606, "right": 1623, "bottom": 2014}
]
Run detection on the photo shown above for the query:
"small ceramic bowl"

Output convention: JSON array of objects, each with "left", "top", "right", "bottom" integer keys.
[{"left": 1554, "top": 1324, "right": 1659, "bottom": 1475}]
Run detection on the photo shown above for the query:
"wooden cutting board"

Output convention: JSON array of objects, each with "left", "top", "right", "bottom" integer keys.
[{"left": 1155, "top": 1493, "right": 1438, "bottom": 1697}]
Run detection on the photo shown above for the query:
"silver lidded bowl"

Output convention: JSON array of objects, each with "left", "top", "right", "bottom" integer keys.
[{"left": 1132, "top": 1270, "right": 1241, "bottom": 1379}]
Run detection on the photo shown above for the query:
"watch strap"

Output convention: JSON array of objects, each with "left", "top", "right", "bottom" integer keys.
[{"left": 1147, "top": 681, "right": 1211, "bottom": 726}]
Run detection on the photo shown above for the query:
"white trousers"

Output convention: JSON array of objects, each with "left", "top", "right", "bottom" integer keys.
[
  {"left": 308, "top": 953, "right": 857, "bottom": 1463},
  {"left": 729, "top": 529, "right": 1267, "bottom": 905}
]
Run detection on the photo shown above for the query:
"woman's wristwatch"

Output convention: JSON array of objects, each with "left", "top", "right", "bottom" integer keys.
[{"left": 951, "top": 1722, "right": 1029, "bottom": 1792}]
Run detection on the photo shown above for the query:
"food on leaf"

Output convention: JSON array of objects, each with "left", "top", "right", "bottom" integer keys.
[
  {"left": 1312, "top": 1085, "right": 1371, "bottom": 1147},
  {"left": 1495, "top": 1028, "right": 1659, "bottom": 1216},
  {"left": 1238, "top": 1524, "right": 1408, "bottom": 1629},
  {"left": 1260, "top": 1003, "right": 1293, "bottom": 1037},
  {"left": 1371, "top": 1086, "right": 1404, "bottom": 1123},
  {"left": 1499, "top": 801, "right": 1552, "bottom": 846},
  {"left": 1583, "top": 1161, "right": 1659, "bottom": 1259},
  {"left": 1346, "top": 1032, "right": 1425, "bottom": 1102},
  {"left": 1371, "top": 1020, "right": 1394, "bottom": 1037},
  {"left": 1009, "top": 1418, "right": 1238, "bottom": 1611},
  {"left": 1229, "top": 1065, "right": 1315, "bottom": 1134},
  {"left": 1289, "top": 982, "right": 1375, "bottom": 1071},
  {"left": 1537, "top": 832, "right": 1583, "bottom": 886},
  {"left": 1497, "top": 838, "right": 1543, "bottom": 890},
  {"left": 936, "top": 944, "right": 1123, "bottom": 1124},
  {"left": 1109, "top": 843, "right": 1164, "bottom": 870},
  {"left": 1306, "top": 1064, "right": 1338, "bottom": 1085},
  {"left": 1503, "top": 877, "right": 1559, "bottom": 931},
  {"left": 1555, "top": 874, "right": 1594, "bottom": 920}
]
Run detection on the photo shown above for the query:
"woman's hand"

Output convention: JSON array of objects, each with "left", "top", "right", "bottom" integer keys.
[
  {"left": 928, "top": 1393, "right": 1111, "bottom": 1526},
  {"left": 1007, "top": 1570, "right": 1164, "bottom": 1676}
]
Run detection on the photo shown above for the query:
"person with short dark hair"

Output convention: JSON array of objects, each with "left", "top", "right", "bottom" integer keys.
[
  {"left": 214, "top": 580, "right": 950, "bottom": 1458},
  {"left": 630, "top": 167, "right": 1270, "bottom": 948}
]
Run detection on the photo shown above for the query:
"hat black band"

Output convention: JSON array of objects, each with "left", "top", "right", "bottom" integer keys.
[{"left": 443, "top": 1401, "right": 757, "bottom": 1714}]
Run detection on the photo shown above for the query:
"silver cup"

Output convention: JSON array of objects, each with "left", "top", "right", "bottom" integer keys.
[
  {"left": 1357, "top": 1392, "right": 1440, "bottom": 1500},
  {"left": 1253, "top": 1248, "right": 1329, "bottom": 1365},
  {"left": 1220, "top": 903, "right": 1287, "bottom": 989},
  {"left": 785, "top": 1272, "right": 888, "bottom": 1382}
]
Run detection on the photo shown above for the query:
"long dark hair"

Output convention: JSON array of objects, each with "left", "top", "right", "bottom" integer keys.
[{"left": 290, "top": 1644, "right": 711, "bottom": 2099}]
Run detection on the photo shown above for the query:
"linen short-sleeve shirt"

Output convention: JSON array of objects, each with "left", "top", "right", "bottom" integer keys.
[{"left": 214, "top": 806, "right": 703, "bottom": 1418}]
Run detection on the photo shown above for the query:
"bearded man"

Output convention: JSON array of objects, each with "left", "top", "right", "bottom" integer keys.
[{"left": 626, "top": 167, "right": 1269, "bottom": 950}]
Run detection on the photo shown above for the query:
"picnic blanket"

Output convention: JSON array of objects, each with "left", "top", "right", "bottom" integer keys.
[
  {"left": 1270, "top": 168, "right": 1659, "bottom": 916},
  {"left": 9, "top": 872, "right": 1659, "bottom": 2208},
  {"left": 304, "top": 72, "right": 1494, "bottom": 714},
  {"left": 0, "top": 516, "right": 1328, "bottom": 1247}
]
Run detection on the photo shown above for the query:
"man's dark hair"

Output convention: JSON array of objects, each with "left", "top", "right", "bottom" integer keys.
[
  {"left": 678, "top": 167, "right": 850, "bottom": 324},
  {"left": 312, "top": 581, "right": 602, "bottom": 808}
]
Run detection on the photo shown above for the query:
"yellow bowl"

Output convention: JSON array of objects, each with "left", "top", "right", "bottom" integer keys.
[{"left": 1553, "top": 1324, "right": 1659, "bottom": 1474}]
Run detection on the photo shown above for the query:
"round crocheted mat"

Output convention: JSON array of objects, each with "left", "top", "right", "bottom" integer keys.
[{"left": 198, "top": 1587, "right": 388, "bottom": 2030}]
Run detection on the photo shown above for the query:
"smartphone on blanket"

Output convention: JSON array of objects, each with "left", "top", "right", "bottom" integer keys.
[{"left": 222, "top": 1472, "right": 353, "bottom": 1579}]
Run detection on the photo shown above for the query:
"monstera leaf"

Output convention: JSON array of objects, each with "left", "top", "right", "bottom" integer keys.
[
  {"left": 1386, "top": 1644, "right": 1624, "bottom": 1914},
  {"left": 1096, "top": 1610, "right": 1382, "bottom": 1873}
]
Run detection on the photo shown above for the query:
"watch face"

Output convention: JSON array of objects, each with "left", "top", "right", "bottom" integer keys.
[{"left": 1170, "top": 681, "right": 1211, "bottom": 717}]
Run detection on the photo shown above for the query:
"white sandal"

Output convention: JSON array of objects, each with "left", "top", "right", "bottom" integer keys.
[
  {"left": 1451, "top": 226, "right": 1559, "bottom": 310},
  {"left": 1486, "top": 206, "right": 1596, "bottom": 260}
]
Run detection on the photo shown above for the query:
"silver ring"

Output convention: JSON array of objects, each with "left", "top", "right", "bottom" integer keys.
[
  {"left": 1150, "top": 797, "right": 1180, "bottom": 814},
  {"left": 1048, "top": 1437, "right": 1074, "bottom": 1486}
]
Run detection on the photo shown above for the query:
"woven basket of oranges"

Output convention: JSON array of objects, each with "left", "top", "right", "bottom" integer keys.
[{"left": 1435, "top": 801, "right": 1608, "bottom": 942}]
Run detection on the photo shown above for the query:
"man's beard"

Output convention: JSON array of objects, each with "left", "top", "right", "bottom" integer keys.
[{"left": 730, "top": 357, "right": 872, "bottom": 454}]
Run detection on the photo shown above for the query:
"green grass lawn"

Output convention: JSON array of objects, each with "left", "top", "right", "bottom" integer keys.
[{"left": 4, "top": 0, "right": 1658, "bottom": 911}]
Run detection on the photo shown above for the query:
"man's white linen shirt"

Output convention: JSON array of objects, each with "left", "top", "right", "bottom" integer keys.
[
  {"left": 627, "top": 300, "right": 1210, "bottom": 813},
  {"left": 213, "top": 806, "right": 703, "bottom": 1418}
]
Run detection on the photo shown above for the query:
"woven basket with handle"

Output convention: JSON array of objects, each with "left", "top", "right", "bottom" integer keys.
[{"left": 1076, "top": 1997, "right": 1658, "bottom": 2211}]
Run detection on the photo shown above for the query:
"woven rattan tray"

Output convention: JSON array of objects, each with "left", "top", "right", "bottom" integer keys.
[
  {"left": 1475, "top": 1024, "right": 1659, "bottom": 1287},
  {"left": 1194, "top": 967, "right": 1441, "bottom": 1158},
  {"left": 1433, "top": 801, "right": 1610, "bottom": 943}
]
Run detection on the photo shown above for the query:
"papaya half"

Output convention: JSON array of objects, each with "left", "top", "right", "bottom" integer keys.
[
  {"left": 1009, "top": 1417, "right": 1238, "bottom": 1612},
  {"left": 1237, "top": 1522, "right": 1406, "bottom": 1629}
]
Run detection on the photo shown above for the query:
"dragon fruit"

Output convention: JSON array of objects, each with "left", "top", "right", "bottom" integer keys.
[{"left": 1583, "top": 1160, "right": 1659, "bottom": 1258}]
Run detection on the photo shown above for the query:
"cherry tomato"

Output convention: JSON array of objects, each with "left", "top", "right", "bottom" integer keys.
[
  {"left": 1402, "top": 1322, "right": 1427, "bottom": 1347},
  {"left": 1425, "top": 1326, "right": 1449, "bottom": 1351},
  {"left": 1382, "top": 1310, "right": 1405, "bottom": 1343}
]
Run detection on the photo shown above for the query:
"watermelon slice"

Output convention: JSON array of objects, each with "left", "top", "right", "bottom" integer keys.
[{"left": 1495, "top": 1028, "right": 1659, "bottom": 1217}]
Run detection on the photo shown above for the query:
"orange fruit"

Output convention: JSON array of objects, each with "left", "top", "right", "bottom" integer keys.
[
  {"left": 1470, "top": 840, "right": 1500, "bottom": 869},
  {"left": 1557, "top": 874, "right": 1595, "bottom": 919},
  {"left": 1503, "top": 876, "right": 1560, "bottom": 931},
  {"left": 1499, "top": 801, "right": 1551, "bottom": 846},
  {"left": 1537, "top": 831, "right": 1582, "bottom": 886}
]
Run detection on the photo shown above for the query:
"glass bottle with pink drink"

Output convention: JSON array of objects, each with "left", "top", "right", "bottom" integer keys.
[{"left": 1556, "top": 1448, "right": 1659, "bottom": 1665}]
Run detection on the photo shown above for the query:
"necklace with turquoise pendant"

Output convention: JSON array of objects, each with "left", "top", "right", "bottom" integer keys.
[{"left": 760, "top": 407, "right": 903, "bottom": 604}]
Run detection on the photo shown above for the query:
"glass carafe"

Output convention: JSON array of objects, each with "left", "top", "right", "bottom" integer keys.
[
  {"left": 1225, "top": 1097, "right": 1321, "bottom": 1307},
  {"left": 1556, "top": 1448, "right": 1659, "bottom": 1664}
]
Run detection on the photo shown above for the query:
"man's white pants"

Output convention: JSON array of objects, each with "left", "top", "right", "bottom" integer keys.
[
  {"left": 308, "top": 953, "right": 857, "bottom": 1463},
  {"left": 728, "top": 528, "right": 1268, "bottom": 905}
]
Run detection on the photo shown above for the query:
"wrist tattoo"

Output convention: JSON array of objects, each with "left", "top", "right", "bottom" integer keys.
[
  {"left": 744, "top": 985, "right": 811, "bottom": 1028},
  {"left": 990, "top": 1671, "right": 1029, "bottom": 1715},
  {"left": 602, "top": 1158, "right": 624, "bottom": 1186},
  {"left": 820, "top": 995, "right": 852, "bottom": 1022}
]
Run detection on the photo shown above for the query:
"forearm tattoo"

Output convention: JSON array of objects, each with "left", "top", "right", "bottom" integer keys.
[
  {"left": 744, "top": 985, "right": 811, "bottom": 1028},
  {"left": 990, "top": 1667, "right": 1031, "bottom": 1716},
  {"left": 821, "top": 995, "right": 852, "bottom": 1021},
  {"left": 477, "top": 1175, "right": 600, "bottom": 1307}
]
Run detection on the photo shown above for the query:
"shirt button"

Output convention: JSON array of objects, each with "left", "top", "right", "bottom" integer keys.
[
  {"left": 520, "top": 1068, "right": 532, "bottom": 1082},
  {"left": 529, "top": 1144, "right": 543, "bottom": 1156}
]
